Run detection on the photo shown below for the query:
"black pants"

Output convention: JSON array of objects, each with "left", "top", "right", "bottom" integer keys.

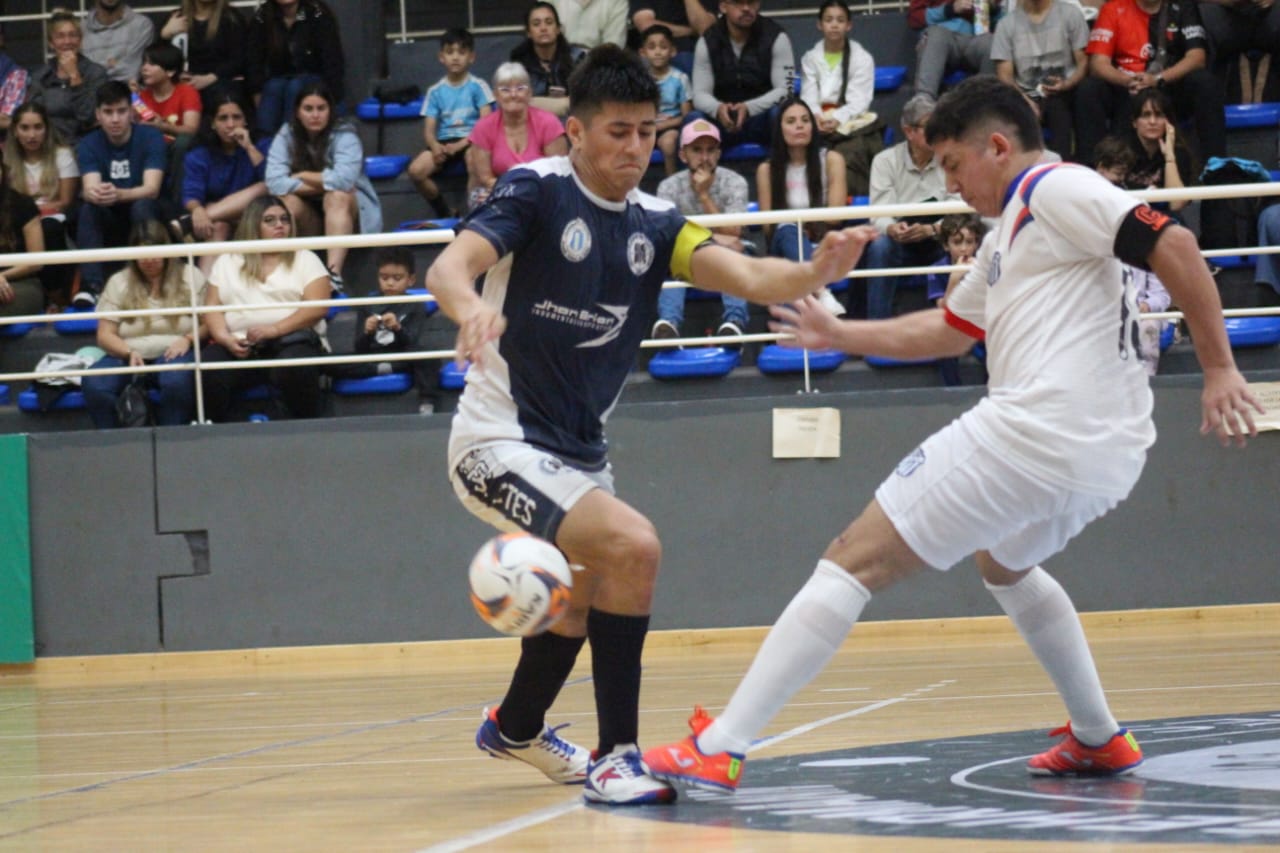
[
  {"left": 1074, "top": 71, "right": 1224, "bottom": 166},
  {"left": 200, "top": 336, "right": 325, "bottom": 422}
]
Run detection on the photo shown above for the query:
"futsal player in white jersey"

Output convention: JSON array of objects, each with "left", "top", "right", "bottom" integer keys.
[
  {"left": 425, "top": 44, "right": 875, "bottom": 806},
  {"left": 644, "top": 75, "right": 1264, "bottom": 792}
]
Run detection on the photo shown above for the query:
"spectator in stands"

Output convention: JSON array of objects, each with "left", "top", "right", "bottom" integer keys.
[
  {"left": 265, "top": 82, "right": 381, "bottom": 291},
  {"left": 80, "top": 0, "right": 155, "bottom": 85},
  {"left": 1076, "top": 0, "right": 1222, "bottom": 169},
  {"left": 553, "top": 0, "right": 630, "bottom": 48},
  {"left": 641, "top": 25, "right": 692, "bottom": 175},
  {"left": 991, "top": 0, "right": 1088, "bottom": 159},
  {"left": 0, "top": 27, "right": 29, "bottom": 135},
  {"left": 160, "top": 0, "right": 249, "bottom": 108},
  {"left": 466, "top": 63, "right": 568, "bottom": 209},
  {"left": 26, "top": 10, "right": 110, "bottom": 147},
  {"left": 135, "top": 42, "right": 203, "bottom": 144},
  {"left": 651, "top": 119, "right": 751, "bottom": 340},
  {"left": 408, "top": 28, "right": 493, "bottom": 221},
  {"left": 83, "top": 221, "right": 206, "bottom": 428},
  {"left": 1198, "top": 0, "right": 1279, "bottom": 105},
  {"left": 631, "top": 0, "right": 719, "bottom": 51},
  {"left": 511, "top": 2, "right": 584, "bottom": 118},
  {"left": 75, "top": 81, "right": 168, "bottom": 308},
  {"left": 693, "top": 0, "right": 794, "bottom": 149},
  {"left": 864, "top": 93, "right": 950, "bottom": 319},
  {"left": 177, "top": 91, "right": 270, "bottom": 275},
  {"left": 333, "top": 246, "right": 438, "bottom": 415},
  {"left": 1118, "top": 88, "right": 1194, "bottom": 213},
  {"left": 0, "top": 156, "right": 46, "bottom": 319},
  {"left": 799, "top": 0, "right": 881, "bottom": 197},
  {"left": 924, "top": 212, "right": 985, "bottom": 384},
  {"left": 200, "top": 194, "right": 330, "bottom": 421},
  {"left": 246, "top": 0, "right": 345, "bottom": 135},
  {"left": 3, "top": 103, "right": 78, "bottom": 309},
  {"left": 1256, "top": 204, "right": 1280, "bottom": 297},
  {"left": 913, "top": 0, "right": 1006, "bottom": 98},
  {"left": 757, "top": 97, "right": 849, "bottom": 315}
]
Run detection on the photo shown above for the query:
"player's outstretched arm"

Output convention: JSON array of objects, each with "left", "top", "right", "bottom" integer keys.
[
  {"left": 424, "top": 229, "right": 506, "bottom": 367},
  {"left": 768, "top": 296, "right": 974, "bottom": 359},
  {"left": 689, "top": 225, "right": 878, "bottom": 305},
  {"left": 1148, "top": 226, "right": 1264, "bottom": 447}
]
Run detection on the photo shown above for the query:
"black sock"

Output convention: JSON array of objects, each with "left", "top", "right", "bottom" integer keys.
[
  {"left": 497, "top": 632, "right": 586, "bottom": 742},
  {"left": 428, "top": 193, "right": 452, "bottom": 217},
  {"left": 587, "top": 608, "right": 650, "bottom": 756}
]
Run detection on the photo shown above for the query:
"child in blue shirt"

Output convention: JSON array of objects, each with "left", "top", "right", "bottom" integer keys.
[
  {"left": 640, "top": 25, "right": 691, "bottom": 176},
  {"left": 408, "top": 28, "right": 493, "bottom": 219},
  {"left": 925, "top": 213, "right": 986, "bottom": 386}
]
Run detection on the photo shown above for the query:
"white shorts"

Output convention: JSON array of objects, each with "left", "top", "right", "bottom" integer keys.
[
  {"left": 449, "top": 440, "right": 615, "bottom": 541},
  {"left": 875, "top": 413, "right": 1121, "bottom": 571}
]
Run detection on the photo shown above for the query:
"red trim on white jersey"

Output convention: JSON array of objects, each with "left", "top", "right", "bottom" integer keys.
[{"left": 944, "top": 307, "right": 985, "bottom": 341}]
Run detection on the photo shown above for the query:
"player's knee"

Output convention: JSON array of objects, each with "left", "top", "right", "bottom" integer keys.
[
  {"left": 604, "top": 520, "right": 662, "bottom": 588},
  {"left": 975, "top": 550, "right": 1028, "bottom": 586}
]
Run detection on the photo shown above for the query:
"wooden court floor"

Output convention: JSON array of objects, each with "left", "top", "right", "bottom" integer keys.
[{"left": 1, "top": 604, "right": 1277, "bottom": 852}]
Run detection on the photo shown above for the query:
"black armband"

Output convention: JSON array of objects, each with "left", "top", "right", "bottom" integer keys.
[{"left": 1113, "top": 204, "right": 1174, "bottom": 271}]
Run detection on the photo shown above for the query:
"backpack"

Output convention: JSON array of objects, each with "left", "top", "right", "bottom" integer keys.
[{"left": 1199, "top": 157, "right": 1274, "bottom": 251}]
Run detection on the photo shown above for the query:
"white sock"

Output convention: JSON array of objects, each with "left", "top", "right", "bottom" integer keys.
[
  {"left": 985, "top": 566, "right": 1119, "bottom": 746},
  {"left": 697, "top": 560, "right": 871, "bottom": 756}
]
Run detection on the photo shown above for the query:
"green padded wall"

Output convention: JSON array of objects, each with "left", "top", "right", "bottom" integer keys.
[{"left": 0, "top": 433, "right": 33, "bottom": 662}]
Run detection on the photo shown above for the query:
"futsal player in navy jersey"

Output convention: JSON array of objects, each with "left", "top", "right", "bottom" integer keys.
[
  {"left": 643, "top": 76, "right": 1263, "bottom": 794},
  {"left": 425, "top": 44, "right": 875, "bottom": 806}
]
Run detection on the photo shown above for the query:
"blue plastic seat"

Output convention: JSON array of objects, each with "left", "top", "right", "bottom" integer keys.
[
  {"left": 942, "top": 69, "right": 971, "bottom": 88},
  {"left": 0, "top": 321, "right": 34, "bottom": 337},
  {"left": 405, "top": 287, "right": 438, "bottom": 316},
  {"left": 648, "top": 346, "right": 740, "bottom": 379},
  {"left": 874, "top": 66, "right": 907, "bottom": 92},
  {"left": 1224, "top": 103, "right": 1280, "bottom": 129},
  {"left": 720, "top": 142, "right": 768, "bottom": 162},
  {"left": 53, "top": 307, "right": 97, "bottom": 335},
  {"left": 397, "top": 217, "right": 459, "bottom": 232},
  {"left": 355, "top": 97, "right": 423, "bottom": 121},
  {"left": 1224, "top": 316, "right": 1280, "bottom": 347},
  {"left": 865, "top": 354, "right": 936, "bottom": 367},
  {"left": 440, "top": 360, "right": 469, "bottom": 389},
  {"left": 239, "top": 383, "right": 275, "bottom": 402},
  {"left": 332, "top": 372, "right": 413, "bottom": 396},
  {"left": 756, "top": 344, "right": 845, "bottom": 374},
  {"left": 18, "top": 388, "right": 85, "bottom": 411},
  {"left": 0, "top": 383, "right": 9, "bottom": 405},
  {"left": 1159, "top": 321, "right": 1175, "bottom": 351},
  {"left": 365, "top": 154, "right": 410, "bottom": 180},
  {"left": 1214, "top": 255, "right": 1254, "bottom": 269}
]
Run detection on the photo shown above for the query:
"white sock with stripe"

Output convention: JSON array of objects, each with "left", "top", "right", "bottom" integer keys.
[
  {"left": 985, "top": 566, "right": 1119, "bottom": 746},
  {"left": 697, "top": 560, "right": 871, "bottom": 756}
]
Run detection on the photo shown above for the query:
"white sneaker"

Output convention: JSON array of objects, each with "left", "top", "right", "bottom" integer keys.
[
  {"left": 817, "top": 288, "right": 846, "bottom": 316},
  {"left": 583, "top": 743, "right": 676, "bottom": 805},
  {"left": 475, "top": 706, "right": 590, "bottom": 785}
]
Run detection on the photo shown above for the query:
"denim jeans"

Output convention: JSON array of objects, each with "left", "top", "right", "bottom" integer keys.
[
  {"left": 82, "top": 351, "right": 196, "bottom": 428},
  {"left": 257, "top": 74, "right": 323, "bottom": 135},
  {"left": 657, "top": 283, "right": 748, "bottom": 329},
  {"left": 76, "top": 198, "right": 161, "bottom": 294},
  {"left": 862, "top": 232, "right": 945, "bottom": 319},
  {"left": 1258, "top": 205, "right": 1280, "bottom": 295}
]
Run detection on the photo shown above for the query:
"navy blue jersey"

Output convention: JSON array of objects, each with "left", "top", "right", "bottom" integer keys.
[{"left": 451, "top": 156, "right": 711, "bottom": 469}]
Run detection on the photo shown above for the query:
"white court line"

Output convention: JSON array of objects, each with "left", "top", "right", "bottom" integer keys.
[
  {"left": 750, "top": 680, "right": 955, "bottom": 753},
  {"left": 415, "top": 796, "right": 583, "bottom": 853}
]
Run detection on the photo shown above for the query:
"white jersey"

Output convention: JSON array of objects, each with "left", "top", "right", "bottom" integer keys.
[{"left": 945, "top": 163, "right": 1156, "bottom": 498}]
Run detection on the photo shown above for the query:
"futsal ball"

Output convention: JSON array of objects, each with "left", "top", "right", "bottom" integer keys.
[{"left": 468, "top": 532, "right": 573, "bottom": 637}]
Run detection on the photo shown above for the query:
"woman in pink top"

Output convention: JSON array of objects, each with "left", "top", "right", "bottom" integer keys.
[{"left": 466, "top": 62, "right": 567, "bottom": 208}]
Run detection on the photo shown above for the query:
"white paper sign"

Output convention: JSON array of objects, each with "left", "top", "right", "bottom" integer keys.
[{"left": 773, "top": 408, "right": 841, "bottom": 458}]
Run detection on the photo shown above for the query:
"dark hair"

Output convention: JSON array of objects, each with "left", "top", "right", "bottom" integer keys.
[
  {"left": 512, "top": 2, "right": 575, "bottom": 90},
  {"left": 567, "top": 44, "right": 659, "bottom": 121},
  {"left": 288, "top": 81, "right": 339, "bottom": 173},
  {"left": 143, "top": 41, "right": 184, "bottom": 78},
  {"left": 1093, "top": 135, "right": 1136, "bottom": 173},
  {"left": 640, "top": 24, "right": 675, "bottom": 47},
  {"left": 196, "top": 89, "right": 258, "bottom": 150},
  {"left": 936, "top": 213, "right": 987, "bottom": 246},
  {"left": 375, "top": 247, "right": 415, "bottom": 274},
  {"left": 925, "top": 75, "right": 1042, "bottom": 152},
  {"left": 95, "top": 80, "right": 132, "bottom": 109},
  {"left": 769, "top": 97, "right": 824, "bottom": 214},
  {"left": 1124, "top": 87, "right": 1193, "bottom": 178},
  {"left": 441, "top": 27, "right": 474, "bottom": 52},
  {"left": 818, "top": 0, "right": 853, "bottom": 107},
  {"left": 260, "top": 0, "right": 336, "bottom": 69}
]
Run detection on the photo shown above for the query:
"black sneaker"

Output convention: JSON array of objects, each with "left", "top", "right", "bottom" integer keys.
[
  {"left": 328, "top": 267, "right": 345, "bottom": 294},
  {"left": 651, "top": 319, "right": 679, "bottom": 341},
  {"left": 71, "top": 291, "right": 97, "bottom": 309}
]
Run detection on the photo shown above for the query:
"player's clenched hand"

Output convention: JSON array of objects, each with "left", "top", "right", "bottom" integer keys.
[
  {"left": 1200, "top": 366, "right": 1264, "bottom": 448},
  {"left": 454, "top": 302, "right": 506, "bottom": 368},
  {"left": 810, "top": 225, "right": 877, "bottom": 287},
  {"left": 768, "top": 295, "right": 843, "bottom": 351}
]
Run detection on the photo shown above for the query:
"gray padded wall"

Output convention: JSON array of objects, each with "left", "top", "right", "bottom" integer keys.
[{"left": 27, "top": 382, "right": 1280, "bottom": 657}]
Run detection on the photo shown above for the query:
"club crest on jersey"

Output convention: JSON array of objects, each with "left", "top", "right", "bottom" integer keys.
[
  {"left": 987, "top": 251, "right": 1001, "bottom": 287},
  {"left": 896, "top": 447, "right": 926, "bottom": 477},
  {"left": 561, "top": 218, "right": 592, "bottom": 262},
  {"left": 627, "top": 232, "right": 655, "bottom": 276}
]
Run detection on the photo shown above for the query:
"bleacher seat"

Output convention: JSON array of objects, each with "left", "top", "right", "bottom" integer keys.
[
  {"left": 721, "top": 142, "right": 768, "bottom": 162},
  {"left": 406, "top": 287, "right": 438, "bottom": 317},
  {"left": 18, "top": 388, "right": 85, "bottom": 412},
  {"left": 239, "top": 383, "right": 275, "bottom": 402},
  {"left": 648, "top": 346, "right": 740, "bottom": 379},
  {"left": 1160, "top": 322, "right": 1175, "bottom": 351},
  {"left": 1224, "top": 103, "right": 1280, "bottom": 130},
  {"left": 53, "top": 307, "right": 97, "bottom": 335},
  {"left": 327, "top": 289, "right": 351, "bottom": 320},
  {"left": 1214, "top": 255, "right": 1254, "bottom": 269},
  {"left": 865, "top": 354, "right": 936, "bottom": 367},
  {"left": 355, "top": 97, "right": 423, "bottom": 121},
  {"left": 365, "top": 154, "right": 410, "bottom": 180},
  {"left": 0, "top": 321, "right": 34, "bottom": 337},
  {"left": 397, "top": 218, "right": 459, "bottom": 232},
  {"left": 440, "top": 360, "right": 469, "bottom": 389},
  {"left": 874, "top": 66, "right": 907, "bottom": 92},
  {"left": 756, "top": 344, "right": 845, "bottom": 374},
  {"left": 1225, "top": 316, "right": 1280, "bottom": 347},
  {"left": 0, "top": 383, "right": 9, "bottom": 405},
  {"left": 332, "top": 372, "right": 413, "bottom": 396},
  {"left": 942, "top": 69, "right": 971, "bottom": 88}
]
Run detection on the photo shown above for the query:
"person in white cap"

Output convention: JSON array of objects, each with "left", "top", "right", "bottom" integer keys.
[{"left": 652, "top": 118, "right": 751, "bottom": 342}]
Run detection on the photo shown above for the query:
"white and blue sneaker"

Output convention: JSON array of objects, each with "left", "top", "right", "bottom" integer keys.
[
  {"left": 475, "top": 706, "right": 589, "bottom": 784},
  {"left": 583, "top": 743, "right": 676, "bottom": 805}
]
